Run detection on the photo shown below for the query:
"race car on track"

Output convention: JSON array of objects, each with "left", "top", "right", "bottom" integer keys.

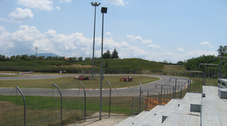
[
  {"left": 120, "top": 76, "right": 133, "bottom": 82},
  {"left": 74, "top": 76, "right": 90, "bottom": 80}
]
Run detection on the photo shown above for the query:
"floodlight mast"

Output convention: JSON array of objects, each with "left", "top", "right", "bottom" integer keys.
[
  {"left": 91, "top": 2, "right": 101, "bottom": 79},
  {"left": 99, "top": 6, "right": 107, "bottom": 121}
]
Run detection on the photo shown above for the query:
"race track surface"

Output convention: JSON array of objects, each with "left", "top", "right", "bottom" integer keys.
[{"left": 0, "top": 74, "right": 188, "bottom": 97}]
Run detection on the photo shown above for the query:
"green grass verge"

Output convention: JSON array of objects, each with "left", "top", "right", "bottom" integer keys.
[
  {"left": 0, "top": 95, "right": 132, "bottom": 126},
  {"left": 0, "top": 75, "right": 159, "bottom": 89}
]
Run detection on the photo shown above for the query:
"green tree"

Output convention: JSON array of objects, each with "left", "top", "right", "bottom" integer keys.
[
  {"left": 177, "top": 61, "right": 184, "bottom": 65},
  {"left": 0, "top": 55, "right": 6, "bottom": 61},
  {"left": 59, "top": 57, "right": 65, "bottom": 60},
  {"left": 72, "top": 57, "right": 77, "bottom": 61},
  {"left": 78, "top": 57, "right": 83, "bottom": 61},
  {"left": 52, "top": 56, "right": 58, "bottom": 60},
  {"left": 20, "top": 54, "right": 30, "bottom": 61},
  {"left": 16, "top": 55, "right": 21, "bottom": 60},
  {"left": 85, "top": 57, "right": 91, "bottom": 61},
  {"left": 30, "top": 55, "right": 36, "bottom": 60},
  {"left": 45, "top": 56, "right": 52, "bottom": 60},
  {"left": 103, "top": 50, "right": 111, "bottom": 59},
  {"left": 105, "top": 60, "right": 109, "bottom": 68},
  {"left": 111, "top": 49, "right": 119, "bottom": 59},
  {"left": 163, "top": 60, "right": 168, "bottom": 64},
  {"left": 217, "top": 45, "right": 227, "bottom": 56},
  {"left": 37, "top": 56, "right": 45, "bottom": 60},
  {"left": 10, "top": 55, "right": 16, "bottom": 60}
]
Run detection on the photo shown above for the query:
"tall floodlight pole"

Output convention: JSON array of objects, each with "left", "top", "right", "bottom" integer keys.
[
  {"left": 91, "top": 2, "right": 101, "bottom": 79},
  {"left": 100, "top": 7, "right": 107, "bottom": 120}
]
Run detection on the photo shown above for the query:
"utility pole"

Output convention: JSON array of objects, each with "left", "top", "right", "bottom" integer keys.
[
  {"left": 99, "top": 6, "right": 107, "bottom": 120},
  {"left": 91, "top": 2, "right": 101, "bottom": 79}
]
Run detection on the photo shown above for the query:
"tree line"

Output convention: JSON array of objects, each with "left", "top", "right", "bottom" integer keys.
[
  {"left": 0, "top": 48, "right": 120, "bottom": 61},
  {"left": 183, "top": 45, "right": 227, "bottom": 75}
]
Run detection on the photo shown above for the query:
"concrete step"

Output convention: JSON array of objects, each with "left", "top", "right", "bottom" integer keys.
[
  {"left": 202, "top": 86, "right": 227, "bottom": 126},
  {"left": 117, "top": 105, "right": 163, "bottom": 126},
  {"left": 115, "top": 116, "right": 133, "bottom": 126},
  {"left": 117, "top": 92, "right": 203, "bottom": 126},
  {"left": 136, "top": 99, "right": 182, "bottom": 126},
  {"left": 156, "top": 93, "right": 201, "bottom": 126}
]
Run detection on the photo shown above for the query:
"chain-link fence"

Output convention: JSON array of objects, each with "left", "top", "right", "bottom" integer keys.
[{"left": 0, "top": 71, "right": 218, "bottom": 125}]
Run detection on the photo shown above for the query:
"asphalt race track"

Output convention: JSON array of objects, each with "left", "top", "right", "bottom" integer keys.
[{"left": 0, "top": 74, "right": 189, "bottom": 97}]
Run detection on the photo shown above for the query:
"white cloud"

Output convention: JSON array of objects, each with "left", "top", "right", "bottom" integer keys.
[
  {"left": 59, "top": 0, "right": 71, "bottom": 2},
  {"left": 149, "top": 44, "right": 160, "bottom": 48},
  {"left": 105, "top": 32, "right": 111, "bottom": 36},
  {"left": 200, "top": 41, "right": 215, "bottom": 48},
  {"left": 186, "top": 50, "right": 217, "bottom": 57},
  {"left": 126, "top": 34, "right": 153, "bottom": 43},
  {"left": 0, "top": 25, "right": 219, "bottom": 63},
  {"left": 17, "top": 0, "right": 53, "bottom": 11},
  {"left": 0, "top": 25, "right": 92, "bottom": 57},
  {"left": 177, "top": 48, "right": 184, "bottom": 52},
  {"left": 0, "top": 8, "right": 34, "bottom": 23},
  {"left": 8, "top": 8, "right": 34, "bottom": 23},
  {"left": 200, "top": 41, "right": 210, "bottom": 45},
  {"left": 0, "top": 26, "right": 5, "bottom": 32},
  {"left": 56, "top": 6, "right": 61, "bottom": 10},
  {"left": 0, "top": 17, "right": 8, "bottom": 22},
  {"left": 108, "top": 0, "right": 124, "bottom": 5}
]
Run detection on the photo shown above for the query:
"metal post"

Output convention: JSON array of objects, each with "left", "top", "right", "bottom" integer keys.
[
  {"left": 221, "top": 58, "right": 223, "bottom": 78},
  {"left": 214, "top": 56, "right": 227, "bottom": 78},
  {"left": 155, "top": 84, "right": 163, "bottom": 104},
  {"left": 99, "top": 12, "right": 104, "bottom": 121},
  {"left": 107, "top": 81, "right": 111, "bottom": 118},
  {"left": 91, "top": 2, "right": 101, "bottom": 79},
  {"left": 79, "top": 82, "right": 86, "bottom": 121},
  {"left": 205, "top": 65, "right": 207, "bottom": 85},
  {"left": 155, "top": 84, "right": 175, "bottom": 104},
  {"left": 199, "top": 63, "right": 219, "bottom": 85},
  {"left": 139, "top": 82, "right": 142, "bottom": 113},
  {"left": 180, "top": 83, "right": 183, "bottom": 98},
  {"left": 189, "top": 73, "right": 192, "bottom": 92},
  {"left": 15, "top": 86, "right": 26, "bottom": 126},
  {"left": 141, "top": 90, "right": 161, "bottom": 106},
  {"left": 52, "top": 83, "right": 62, "bottom": 126},
  {"left": 169, "top": 78, "right": 190, "bottom": 98},
  {"left": 100, "top": 7, "right": 107, "bottom": 120}
]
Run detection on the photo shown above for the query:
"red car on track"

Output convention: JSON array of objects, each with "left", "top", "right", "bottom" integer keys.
[
  {"left": 74, "top": 76, "right": 90, "bottom": 80},
  {"left": 120, "top": 76, "right": 133, "bottom": 82}
]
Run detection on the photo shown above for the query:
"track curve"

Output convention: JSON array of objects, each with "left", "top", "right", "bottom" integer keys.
[{"left": 0, "top": 74, "right": 188, "bottom": 97}]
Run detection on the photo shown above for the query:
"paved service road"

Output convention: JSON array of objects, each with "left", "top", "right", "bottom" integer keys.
[{"left": 0, "top": 74, "right": 189, "bottom": 97}]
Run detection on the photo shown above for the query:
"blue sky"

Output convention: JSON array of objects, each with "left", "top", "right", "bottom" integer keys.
[{"left": 0, "top": 0, "right": 226, "bottom": 63}]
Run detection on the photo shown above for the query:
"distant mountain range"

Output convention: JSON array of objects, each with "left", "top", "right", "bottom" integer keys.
[{"left": 36, "top": 53, "right": 60, "bottom": 58}]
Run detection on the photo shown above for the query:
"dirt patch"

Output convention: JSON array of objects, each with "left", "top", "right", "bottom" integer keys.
[
  {"left": 58, "top": 64, "right": 93, "bottom": 68},
  {"left": 163, "top": 65, "right": 186, "bottom": 72},
  {"left": 67, "top": 112, "right": 129, "bottom": 126}
]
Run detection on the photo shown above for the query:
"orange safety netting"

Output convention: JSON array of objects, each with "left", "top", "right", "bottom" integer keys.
[{"left": 144, "top": 97, "right": 170, "bottom": 110}]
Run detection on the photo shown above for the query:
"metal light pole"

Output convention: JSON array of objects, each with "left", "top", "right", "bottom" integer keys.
[
  {"left": 100, "top": 7, "right": 107, "bottom": 120},
  {"left": 91, "top": 2, "right": 101, "bottom": 79}
]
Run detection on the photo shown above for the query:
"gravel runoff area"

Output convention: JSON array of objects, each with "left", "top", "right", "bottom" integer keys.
[{"left": 67, "top": 112, "right": 129, "bottom": 126}]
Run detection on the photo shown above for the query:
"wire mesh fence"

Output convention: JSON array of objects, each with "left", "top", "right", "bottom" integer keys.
[
  {"left": 0, "top": 88, "right": 25, "bottom": 126},
  {"left": 0, "top": 71, "right": 216, "bottom": 125}
]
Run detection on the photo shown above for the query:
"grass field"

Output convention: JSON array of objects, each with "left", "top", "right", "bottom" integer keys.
[
  {"left": 0, "top": 73, "right": 218, "bottom": 125},
  {"left": 0, "top": 75, "right": 159, "bottom": 125},
  {"left": 0, "top": 95, "right": 135, "bottom": 125},
  {"left": 0, "top": 75, "right": 159, "bottom": 89}
]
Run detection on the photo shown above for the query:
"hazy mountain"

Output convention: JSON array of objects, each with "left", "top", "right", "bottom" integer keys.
[{"left": 36, "top": 53, "right": 60, "bottom": 58}]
